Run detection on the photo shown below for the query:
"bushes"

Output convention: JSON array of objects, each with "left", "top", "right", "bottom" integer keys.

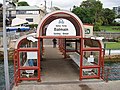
[
  {"left": 111, "top": 22, "right": 120, "bottom": 26},
  {"left": 93, "top": 23, "right": 100, "bottom": 31},
  {"left": 29, "top": 24, "right": 38, "bottom": 29}
]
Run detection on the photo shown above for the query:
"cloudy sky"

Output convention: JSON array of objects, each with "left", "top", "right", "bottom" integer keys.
[{"left": 0, "top": 0, "right": 120, "bottom": 10}]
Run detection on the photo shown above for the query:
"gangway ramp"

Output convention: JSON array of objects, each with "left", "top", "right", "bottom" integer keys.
[{"left": 41, "top": 46, "right": 79, "bottom": 82}]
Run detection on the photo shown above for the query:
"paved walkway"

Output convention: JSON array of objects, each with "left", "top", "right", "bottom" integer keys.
[
  {"left": 41, "top": 47, "right": 79, "bottom": 82},
  {"left": 12, "top": 80, "right": 120, "bottom": 90},
  {"left": 12, "top": 46, "right": 120, "bottom": 90}
]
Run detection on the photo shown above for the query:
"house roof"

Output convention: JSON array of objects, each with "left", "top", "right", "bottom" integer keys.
[
  {"left": 16, "top": 6, "right": 41, "bottom": 11},
  {"left": 8, "top": 5, "right": 45, "bottom": 13}
]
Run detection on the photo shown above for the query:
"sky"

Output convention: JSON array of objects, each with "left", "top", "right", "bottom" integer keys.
[{"left": 0, "top": 0, "right": 120, "bottom": 10}]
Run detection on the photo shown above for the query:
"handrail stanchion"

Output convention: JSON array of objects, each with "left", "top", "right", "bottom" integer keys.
[{"left": 106, "top": 68, "right": 110, "bottom": 82}]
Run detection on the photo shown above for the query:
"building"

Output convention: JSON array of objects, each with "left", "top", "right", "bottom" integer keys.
[
  {"left": 113, "top": 6, "right": 120, "bottom": 16},
  {"left": 7, "top": 5, "right": 46, "bottom": 24}
]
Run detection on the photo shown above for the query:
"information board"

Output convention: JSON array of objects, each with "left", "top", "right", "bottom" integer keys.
[{"left": 27, "top": 52, "right": 37, "bottom": 59}]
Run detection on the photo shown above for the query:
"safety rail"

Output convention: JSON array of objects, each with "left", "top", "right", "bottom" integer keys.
[
  {"left": 2, "top": 73, "right": 15, "bottom": 90},
  {"left": 102, "top": 67, "right": 120, "bottom": 82},
  {"left": 2, "top": 75, "right": 15, "bottom": 90}
]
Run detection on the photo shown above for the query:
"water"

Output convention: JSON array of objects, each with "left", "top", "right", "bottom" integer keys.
[
  {"left": 105, "top": 61, "right": 120, "bottom": 67},
  {"left": 104, "top": 61, "right": 120, "bottom": 81},
  {"left": 0, "top": 61, "right": 14, "bottom": 90}
]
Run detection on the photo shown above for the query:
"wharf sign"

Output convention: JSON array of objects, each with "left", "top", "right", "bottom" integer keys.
[
  {"left": 83, "top": 24, "right": 93, "bottom": 37},
  {"left": 46, "top": 18, "right": 76, "bottom": 36}
]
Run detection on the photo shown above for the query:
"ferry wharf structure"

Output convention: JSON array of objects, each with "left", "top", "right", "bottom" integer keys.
[{"left": 13, "top": 11, "right": 106, "bottom": 89}]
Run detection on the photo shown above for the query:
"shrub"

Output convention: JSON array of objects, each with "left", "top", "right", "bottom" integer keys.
[
  {"left": 29, "top": 24, "right": 38, "bottom": 29},
  {"left": 93, "top": 23, "right": 100, "bottom": 31}
]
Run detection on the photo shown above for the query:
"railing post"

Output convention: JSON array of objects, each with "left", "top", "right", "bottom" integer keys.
[
  {"left": 109, "top": 49, "right": 111, "bottom": 55},
  {"left": 106, "top": 68, "right": 110, "bottom": 82}
]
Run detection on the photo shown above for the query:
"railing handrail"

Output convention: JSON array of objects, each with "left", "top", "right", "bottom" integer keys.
[
  {"left": 2, "top": 69, "right": 18, "bottom": 90},
  {"left": 103, "top": 66, "right": 120, "bottom": 82}
]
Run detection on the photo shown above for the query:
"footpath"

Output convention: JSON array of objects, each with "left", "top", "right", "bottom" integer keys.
[{"left": 12, "top": 80, "right": 120, "bottom": 90}]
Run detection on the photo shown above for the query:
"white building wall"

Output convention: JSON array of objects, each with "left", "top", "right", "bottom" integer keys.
[{"left": 16, "top": 14, "right": 41, "bottom": 24}]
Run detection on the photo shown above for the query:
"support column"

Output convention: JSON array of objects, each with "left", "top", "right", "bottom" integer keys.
[
  {"left": 64, "top": 38, "right": 67, "bottom": 58},
  {"left": 37, "top": 38, "right": 41, "bottom": 81},
  {"left": 98, "top": 49, "right": 102, "bottom": 79},
  {"left": 80, "top": 38, "right": 83, "bottom": 80},
  {"left": 40, "top": 38, "right": 43, "bottom": 59},
  {"left": 75, "top": 39, "right": 77, "bottom": 52},
  {"left": 102, "top": 49, "right": 105, "bottom": 79},
  {"left": 18, "top": 50, "right": 20, "bottom": 83}
]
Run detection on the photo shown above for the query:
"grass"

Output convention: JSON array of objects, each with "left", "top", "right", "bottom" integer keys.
[
  {"left": 105, "top": 42, "right": 120, "bottom": 49},
  {"left": 100, "top": 26, "right": 120, "bottom": 33}
]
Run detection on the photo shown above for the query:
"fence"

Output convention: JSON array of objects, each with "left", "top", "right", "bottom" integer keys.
[
  {"left": 2, "top": 75, "right": 14, "bottom": 90},
  {"left": 94, "top": 32, "right": 120, "bottom": 39},
  {"left": 105, "top": 49, "right": 120, "bottom": 55},
  {"left": 102, "top": 66, "right": 120, "bottom": 82},
  {"left": 1, "top": 61, "right": 14, "bottom": 90}
]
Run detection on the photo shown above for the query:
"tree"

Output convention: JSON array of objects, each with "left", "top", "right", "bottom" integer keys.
[
  {"left": 72, "top": 0, "right": 103, "bottom": 31},
  {"left": 116, "top": 14, "right": 120, "bottom": 18},
  {"left": 73, "top": 0, "right": 103, "bottom": 24},
  {"left": 80, "top": 0, "right": 103, "bottom": 24},
  {"left": 18, "top": 1, "right": 29, "bottom": 6},
  {"left": 102, "top": 8, "right": 115, "bottom": 25},
  {"left": 72, "top": 7, "right": 94, "bottom": 24}
]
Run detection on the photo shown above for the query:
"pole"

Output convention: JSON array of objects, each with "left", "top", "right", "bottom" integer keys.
[
  {"left": 44, "top": 0, "right": 46, "bottom": 11},
  {"left": 3, "top": 0, "right": 10, "bottom": 90},
  {"left": 51, "top": 1, "right": 52, "bottom": 8}
]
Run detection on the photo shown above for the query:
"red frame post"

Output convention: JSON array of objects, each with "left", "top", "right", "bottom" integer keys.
[
  {"left": 80, "top": 37, "right": 83, "bottom": 80},
  {"left": 37, "top": 38, "right": 41, "bottom": 81}
]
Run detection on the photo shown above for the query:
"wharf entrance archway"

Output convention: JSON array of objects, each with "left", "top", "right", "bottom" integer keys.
[{"left": 14, "top": 11, "right": 104, "bottom": 85}]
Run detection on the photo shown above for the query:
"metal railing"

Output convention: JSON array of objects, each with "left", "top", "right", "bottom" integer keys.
[
  {"left": 105, "top": 49, "right": 120, "bottom": 55},
  {"left": 0, "top": 61, "right": 14, "bottom": 90},
  {"left": 102, "top": 66, "right": 120, "bottom": 82},
  {"left": 2, "top": 74, "right": 14, "bottom": 90}
]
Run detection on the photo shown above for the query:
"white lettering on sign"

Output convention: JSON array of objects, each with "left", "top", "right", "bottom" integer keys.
[{"left": 46, "top": 18, "right": 76, "bottom": 36}]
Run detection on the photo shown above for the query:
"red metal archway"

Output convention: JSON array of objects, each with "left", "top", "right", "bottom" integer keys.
[{"left": 14, "top": 11, "right": 104, "bottom": 85}]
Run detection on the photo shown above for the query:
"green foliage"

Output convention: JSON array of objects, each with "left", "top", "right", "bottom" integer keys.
[
  {"left": 72, "top": 0, "right": 103, "bottom": 30},
  {"left": 105, "top": 42, "right": 120, "bottom": 49},
  {"left": 18, "top": 1, "right": 29, "bottom": 6},
  {"left": 116, "top": 14, "right": 120, "bottom": 18},
  {"left": 101, "top": 8, "right": 115, "bottom": 25},
  {"left": 29, "top": 24, "right": 38, "bottom": 29},
  {"left": 72, "top": 7, "right": 94, "bottom": 24},
  {"left": 112, "top": 21, "right": 120, "bottom": 26},
  {"left": 72, "top": 0, "right": 116, "bottom": 30},
  {"left": 100, "top": 26, "right": 120, "bottom": 32},
  {"left": 80, "top": 0, "right": 103, "bottom": 24},
  {"left": 94, "top": 23, "right": 100, "bottom": 31}
]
